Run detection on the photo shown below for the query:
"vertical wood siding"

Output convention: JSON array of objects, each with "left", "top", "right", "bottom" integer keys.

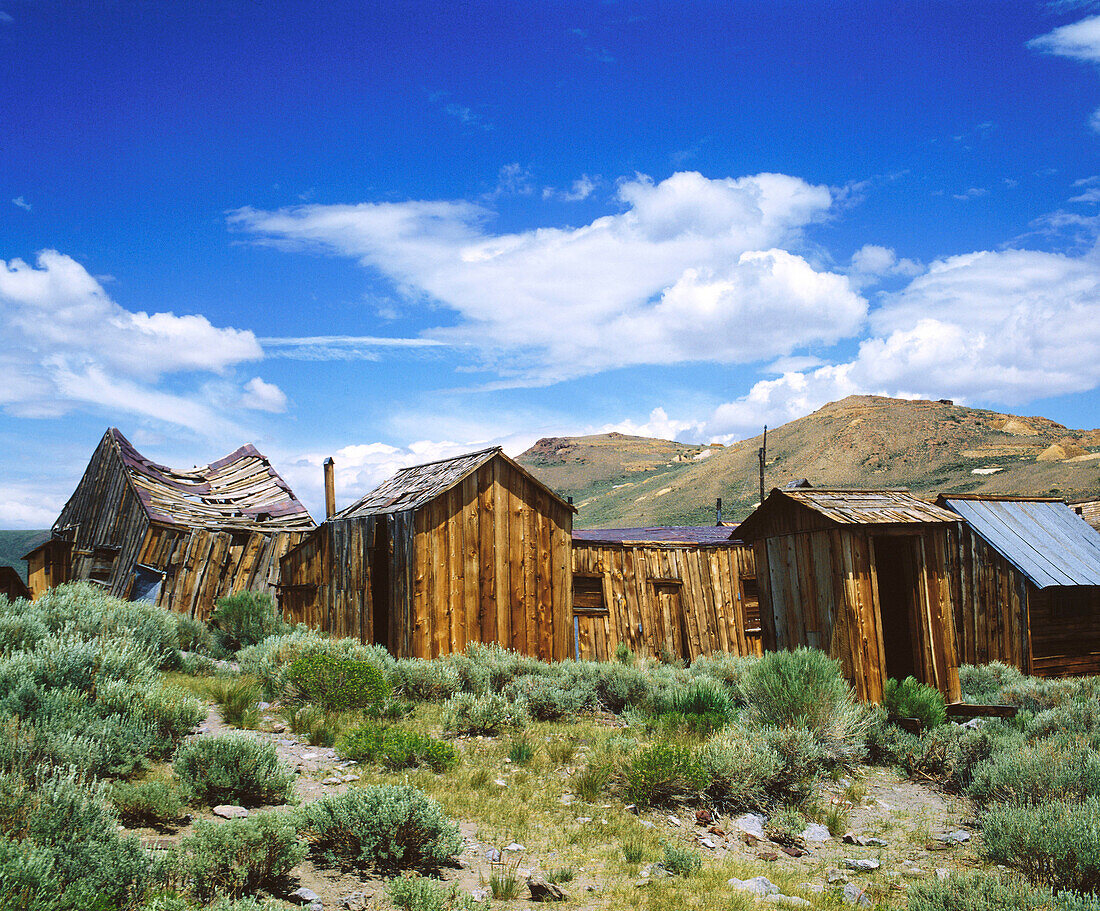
[{"left": 570, "top": 542, "right": 761, "bottom": 662}]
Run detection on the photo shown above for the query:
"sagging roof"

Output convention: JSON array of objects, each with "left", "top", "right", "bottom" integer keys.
[
  {"left": 573, "top": 526, "right": 741, "bottom": 546},
  {"left": 109, "top": 429, "right": 314, "bottom": 532},
  {"left": 737, "top": 487, "right": 958, "bottom": 539},
  {"left": 939, "top": 495, "right": 1100, "bottom": 588},
  {"left": 337, "top": 447, "right": 574, "bottom": 519}
]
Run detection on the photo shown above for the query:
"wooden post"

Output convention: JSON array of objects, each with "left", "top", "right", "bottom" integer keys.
[
  {"left": 758, "top": 426, "right": 767, "bottom": 506},
  {"left": 323, "top": 457, "right": 336, "bottom": 519}
]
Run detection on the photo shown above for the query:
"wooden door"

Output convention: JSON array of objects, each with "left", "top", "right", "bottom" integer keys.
[{"left": 653, "top": 581, "right": 686, "bottom": 660}]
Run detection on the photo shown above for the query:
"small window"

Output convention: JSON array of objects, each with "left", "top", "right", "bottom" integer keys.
[
  {"left": 573, "top": 575, "right": 607, "bottom": 613},
  {"left": 741, "top": 576, "right": 761, "bottom": 633},
  {"left": 89, "top": 547, "right": 118, "bottom": 582}
]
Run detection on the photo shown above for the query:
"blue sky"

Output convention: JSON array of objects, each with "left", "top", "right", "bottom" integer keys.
[{"left": 4, "top": 0, "right": 1100, "bottom": 526}]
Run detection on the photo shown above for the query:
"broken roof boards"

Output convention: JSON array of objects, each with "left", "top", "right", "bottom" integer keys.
[
  {"left": 938, "top": 495, "right": 1100, "bottom": 678},
  {"left": 737, "top": 488, "right": 962, "bottom": 702},
  {"left": 28, "top": 428, "right": 312, "bottom": 617},
  {"left": 572, "top": 526, "right": 762, "bottom": 663},
  {"left": 280, "top": 447, "right": 574, "bottom": 660}
]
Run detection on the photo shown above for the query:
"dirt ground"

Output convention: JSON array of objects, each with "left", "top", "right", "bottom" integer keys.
[{"left": 128, "top": 705, "right": 982, "bottom": 910}]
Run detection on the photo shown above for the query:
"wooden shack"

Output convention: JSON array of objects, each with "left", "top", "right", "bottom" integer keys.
[
  {"left": 1072, "top": 498, "right": 1100, "bottom": 534},
  {"left": 280, "top": 447, "right": 575, "bottom": 661},
  {"left": 736, "top": 488, "right": 962, "bottom": 702},
  {"left": 0, "top": 566, "right": 30, "bottom": 602},
  {"left": 26, "top": 428, "right": 313, "bottom": 618},
  {"left": 571, "top": 526, "right": 762, "bottom": 662},
  {"left": 937, "top": 495, "right": 1100, "bottom": 678}
]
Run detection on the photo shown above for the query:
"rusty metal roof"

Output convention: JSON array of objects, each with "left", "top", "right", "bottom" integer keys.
[
  {"left": 940, "top": 496, "right": 1100, "bottom": 588},
  {"left": 110, "top": 429, "right": 314, "bottom": 532},
  {"left": 774, "top": 488, "right": 958, "bottom": 525},
  {"left": 573, "top": 526, "right": 741, "bottom": 546},
  {"left": 337, "top": 447, "right": 574, "bottom": 519}
]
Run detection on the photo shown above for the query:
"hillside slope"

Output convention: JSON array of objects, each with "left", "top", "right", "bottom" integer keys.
[
  {"left": 517, "top": 396, "right": 1100, "bottom": 528},
  {"left": 0, "top": 530, "right": 49, "bottom": 582}
]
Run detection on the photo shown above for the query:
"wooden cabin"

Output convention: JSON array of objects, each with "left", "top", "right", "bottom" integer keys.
[
  {"left": 280, "top": 447, "right": 575, "bottom": 661},
  {"left": 937, "top": 495, "right": 1100, "bottom": 678},
  {"left": 736, "top": 488, "right": 962, "bottom": 702},
  {"left": 0, "top": 565, "right": 31, "bottom": 602},
  {"left": 27, "top": 428, "right": 313, "bottom": 618},
  {"left": 571, "top": 527, "right": 762, "bottom": 662}
]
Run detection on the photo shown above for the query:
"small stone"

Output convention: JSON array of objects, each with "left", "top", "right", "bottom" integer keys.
[
  {"left": 936, "top": 868, "right": 950, "bottom": 881},
  {"left": 764, "top": 896, "right": 813, "bottom": 908},
  {"left": 301, "top": 752, "right": 319, "bottom": 760},
  {"left": 727, "top": 876, "right": 779, "bottom": 896},
  {"left": 709, "top": 825, "right": 725, "bottom": 836},
  {"left": 843, "top": 858, "right": 881, "bottom": 872},
  {"left": 801, "top": 823, "right": 831, "bottom": 843},
  {"left": 667, "top": 815, "right": 682, "bottom": 827},
  {"left": 841, "top": 883, "right": 871, "bottom": 907},
  {"left": 696, "top": 808, "right": 713, "bottom": 825},
  {"left": 341, "top": 773, "right": 360, "bottom": 782},
  {"left": 485, "top": 848, "right": 501, "bottom": 862},
  {"left": 527, "top": 875, "right": 566, "bottom": 902},
  {"left": 337, "top": 889, "right": 368, "bottom": 909},
  {"left": 800, "top": 883, "right": 825, "bottom": 894},
  {"left": 700, "top": 837, "right": 718, "bottom": 849},
  {"left": 826, "top": 869, "right": 849, "bottom": 885},
  {"left": 781, "top": 845, "right": 807, "bottom": 857},
  {"left": 575, "top": 817, "right": 593, "bottom": 824},
  {"left": 289, "top": 888, "right": 320, "bottom": 905},
  {"left": 757, "top": 851, "right": 778, "bottom": 862},
  {"left": 504, "top": 842, "right": 526, "bottom": 852},
  {"left": 212, "top": 805, "right": 248, "bottom": 819},
  {"left": 257, "top": 701, "right": 271, "bottom": 710},
  {"left": 559, "top": 794, "right": 575, "bottom": 805},
  {"left": 308, "top": 904, "right": 323, "bottom": 911},
  {"left": 938, "top": 830, "right": 970, "bottom": 844},
  {"left": 634, "top": 879, "right": 650, "bottom": 888},
  {"left": 322, "top": 776, "right": 342, "bottom": 785},
  {"left": 901, "top": 867, "right": 927, "bottom": 879},
  {"left": 734, "top": 813, "right": 767, "bottom": 840},
  {"left": 860, "top": 837, "right": 888, "bottom": 847},
  {"left": 471, "top": 889, "right": 489, "bottom": 903},
  {"left": 639, "top": 820, "right": 656, "bottom": 829},
  {"left": 494, "top": 778, "right": 508, "bottom": 787},
  {"left": 624, "top": 803, "right": 638, "bottom": 814}
]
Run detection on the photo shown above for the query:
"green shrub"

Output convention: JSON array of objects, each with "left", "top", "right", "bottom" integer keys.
[
  {"left": 175, "top": 615, "right": 212, "bottom": 653},
  {"left": 959, "top": 661, "right": 1026, "bottom": 703},
  {"left": 688, "top": 652, "right": 756, "bottom": 692},
  {"left": 1027, "top": 700, "right": 1100, "bottom": 741},
  {"left": 209, "top": 592, "right": 286, "bottom": 654},
  {"left": 755, "top": 725, "right": 826, "bottom": 803},
  {"left": 618, "top": 741, "right": 706, "bottom": 807},
  {"left": 176, "top": 812, "right": 305, "bottom": 900},
  {"left": 286, "top": 651, "right": 390, "bottom": 711},
  {"left": 336, "top": 723, "right": 386, "bottom": 762},
  {"left": 0, "top": 767, "right": 151, "bottom": 910},
  {"left": 661, "top": 841, "right": 701, "bottom": 876},
  {"left": 393, "top": 659, "right": 461, "bottom": 702},
  {"left": 380, "top": 729, "right": 459, "bottom": 773},
  {"left": 298, "top": 785, "right": 462, "bottom": 872},
  {"left": 110, "top": 779, "right": 184, "bottom": 828},
  {"left": 571, "top": 759, "right": 611, "bottom": 802},
  {"left": 981, "top": 796, "right": 1100, "bottom": 893},
  {"left": 898, "top": 722, "right": 1023, "bottom": 793},
  {"left": 906, "top": 869, "right": 1100, "bottom": 910},
  {"left": 698, "top": 728, "right": 780, "bottom": 810},
  {"left": 387, "top": 876, "right": 476, "bottom": 911},
  {"left": 590, "top": 662, "right": 655, "bottom": 713},
  {"left": 614, "top": 642, "right": 635, "bottom": 665},
  {"left": 670, "top": 678, "right": 734, "bottom": 719},
  {"left": 0, "top": 836, "right": 59, "bottom": 910},
  {"left": 172, "top": 734, "right": 294, "bottom": 807},
  {"left": 968, "top": 733, "right": 1100, "bottom": 806},
  {"left": 443, "top": 692, "right": 529, "bottom": 735},
  {"left": 211, "top": 677, "right": 263, "bottom": 729},
  {"left": 505, "top": 673, "right": 592, "bottom": 720},
  {"left": 508, "top": 733, "right": 535, "bottom": 765},
  {"left": 885, "top": 676, "right": 947, "bottom": 729}
]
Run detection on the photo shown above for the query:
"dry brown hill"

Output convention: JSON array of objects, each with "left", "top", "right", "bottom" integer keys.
[{"left": 517, "top": 396, "right": 1100, "bottom": 528}]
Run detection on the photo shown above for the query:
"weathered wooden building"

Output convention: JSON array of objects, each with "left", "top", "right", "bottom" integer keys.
[
  {"left": 937, "top": 495, "right": 1100, "bottom": 678},
  {"left": 571, "top": 527, "right": 762, "bottom": 662},
  {"left": 736, "top": 488, "right": 962, "bottom": 702},
  {"left": 280, "top": 447, "right": 575, "bottom": 660},
  {"left": 24, "top": 429, "right": 313, "bottom": 618},
  {"left": 0, "top": 566, "right": 31, "bottom": 602},
  {"left": 1072, "top": 498, "right": 1100, "bottom": 534}
]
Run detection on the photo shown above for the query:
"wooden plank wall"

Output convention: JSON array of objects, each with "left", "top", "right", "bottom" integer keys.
[
  {"left": 571, "top": 542, "right": 762, "bottom": 662},
  {"left": 135, "top": 525, "right": 306, "bottom": 620},
  {"left": 1028, "top": 586, "right": 1100, "bottom": 677},
  {"left": 409, "top": 457, "right": 571, "bottom": 661},
  {"left": 754, "top": 525, "right": 960, "bottom": 702},
  {"left": 52, "top": 431, "right": 151, "bottom": 598}
]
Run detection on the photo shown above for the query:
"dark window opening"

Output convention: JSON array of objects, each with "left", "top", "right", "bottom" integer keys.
[
  {"left": 89, "top": 547, "right": 118, "bottom": 582},
  {"left": 741, "top": 576, "right": 761, "bottom": 633},
  {"left": 573, "top": 575, "right": 607, "bottom": 613}
]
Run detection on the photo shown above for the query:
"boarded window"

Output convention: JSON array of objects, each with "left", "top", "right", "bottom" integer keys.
[
  {"left": 89, "top": 547, "right": 118, "bottom": 582},
  {"left": 573, "top": 574, "right": 607, "bottom": 613}
]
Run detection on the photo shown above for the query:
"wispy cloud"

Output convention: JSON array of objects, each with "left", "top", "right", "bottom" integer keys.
[
  {"left": 11, "top": 196, "right": 30, "bottom": 211},
  {"left": 953, "top": 186, "right": 988, "bottom": 200},
  {"left": 1031, "top": 15, "right": 1100, "bottom": 131},
  {"left": 259, "top": 335, "right": 448, "bottom": 360},
  {"left": 429, "top": 91, "right": 493, "bottom": 131},
  {"left": 0, "top": 11, "right": 12, "bottom": 23},
  {"left": 542, "top": 174, "right": 599, "bottom": 201}
]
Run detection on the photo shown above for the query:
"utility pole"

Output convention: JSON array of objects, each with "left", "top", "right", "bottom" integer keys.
[{"left": 758, "top": 425, "right": 767, "bottom": 506}]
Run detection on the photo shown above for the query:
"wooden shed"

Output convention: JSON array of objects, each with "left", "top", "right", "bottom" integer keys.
[
  {"left": 937, "top": 495, "right": 1100, "bottom": 678},
  {"left": 279, "top": 447, "right": 575, "bottom": 661},
  {"left": 0, "top": 565, "right": 31, "bottom": 602},
  {"left": 571, "top": 527, "right": 762, "bottom": 662},
  {"left": 736, "top": 488, "right": 962, "bottom": 702},
  {"left": 26, "top": 429, "right": 313, "bottom": 618},
  {"left": 1072, "top": 498, "right": 1100, "bottom": 534}
]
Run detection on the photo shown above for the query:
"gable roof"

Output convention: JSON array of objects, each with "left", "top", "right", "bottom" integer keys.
[
  {"left": 109, "top": 429, "right": 314, "bottom": 532},
  {"left": 938, "top": 495, "right": 1100, "bottom": 588},
  {"left": 337, "top": 447, "right": 575, "bottom": 519},
  {"left": 573, "top": 526, "right": 740, "bottom": 546},
  {"left": 737, "top": 487, "right": 958, "bottom": 539}
]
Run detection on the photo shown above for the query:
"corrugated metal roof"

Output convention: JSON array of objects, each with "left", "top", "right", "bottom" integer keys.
[
  {"left": 111, "top": 429, "right": 314, "bottom": 532},
  {"left": 941, "top": 496, "right": 1100, "bottom": 588},
  {"left": 337, "top": 447, "right": 501, "bottom": 518},
  {"left": 573, "top": 526, "right": 740, "bottom": 546},
  {"left": 777, "top": 488, "right": 958, "bottom": 525}
]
